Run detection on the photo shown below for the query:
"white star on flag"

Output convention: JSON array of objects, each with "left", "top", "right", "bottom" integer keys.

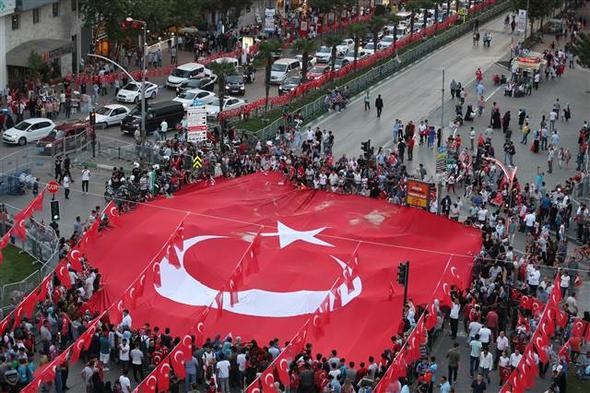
[{"left": 261, "top": 221, "right": 333, "bottom": 249}]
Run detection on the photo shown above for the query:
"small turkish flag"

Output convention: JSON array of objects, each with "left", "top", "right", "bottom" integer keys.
[
  {"left": 156, "top": 361, "right": 171, "bottom": 391},
  {"left": 215, "top": 291, "right": 224, "bottom": 316},
  {"left": 387, "top": 281, "right": 395, "bottom": 301},
  {"left": 56, "top": 260, "right": 72, "bottom": 288},
  {"left": 173, "top": 223, "right": 185, "bottom": 251},
  {"left": 331, "top": 286, "right": 342, "bottom": 309},
  {"left": 166, "top": 241, "right": 180, "bottom": 269},
  {"left": 245, "top": 232, "right": 261, "bottom": 275},
  {"left": 151, "top": 262, "right": 162, "bottom": 288},
  {"left": 12, "top": 219, "right": 27, "bottom": 241},
  {"left": 260, "top": 368, "right": 279, "bottom": 393},
  {"left": 229, "top": 279, "right": 239, "bottom": 307},
  {"left": 67, "top": 248, "right": 83, "bottom": 271},
  {"left": 171, "top": 350, "right": 187, "bottom": 379},
  {"left": 30, "top": 190, "right": 45, "bottom": 212}
]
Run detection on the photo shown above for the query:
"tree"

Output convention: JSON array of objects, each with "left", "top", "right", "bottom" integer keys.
[
  {"left": 512, "top": 0, "right": 561, "bottom": 37},
  {"left": 324, "top": 33, "right": 343, "bottom": 72},
  {"left": 257, "top": 39, "right": 282, "bottom": 109},
  {"left": 572, "top": 32, "right": 590, "bottom": 68},
  {"left": 387, "top": 14, "right": 402, "bottom": 45},
  {"left": 405, "top": 1, "right": 423, "bottom": 38},
  {"left": 27, "top": 51, "right": 50, "bottom": 82},
  {"left": 368, "top": 15, "right": 387, "bottom": 54},
  {"left": 293, "top": 39, "right": 319, "bottom": 82},
  {"left": 347, "top": 23, "right": 367, "bottom": 66}
]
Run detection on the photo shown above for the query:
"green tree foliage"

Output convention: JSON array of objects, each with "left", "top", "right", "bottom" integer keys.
[
  {"left": 347, "top": 23, "right": 367, "bottom": 65},
  {"left": 324, "top": 33, "right": 343, "bottom": 72},
  {"left": 257, "top": 39, "right": 282, "bottom": 109},
  {"left": 293, "top": 39, "right": 319, "bottom": 81},
  {"left": 572, "top": 32, "right": 590, "bottom": 69},
  {"left": 368, "top": 15, "right": 387, "bottom": 54},
  {"left": 511, "top": 0, "right": 562, "bottom": 36}
]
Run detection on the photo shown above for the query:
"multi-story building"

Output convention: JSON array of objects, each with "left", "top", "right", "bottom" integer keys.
[{"left": 0, "top": 0, "right": 91, "bottom": 89}]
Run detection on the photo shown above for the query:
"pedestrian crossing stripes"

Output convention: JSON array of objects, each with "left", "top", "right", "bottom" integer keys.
[{"left": 192, "top": 155, "right": 203, "bottom": 169}]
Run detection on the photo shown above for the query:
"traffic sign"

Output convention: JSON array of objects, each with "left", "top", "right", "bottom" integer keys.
[
  {"left": 187, "top": 105, "right": 208, "bottom": 143},
  {"left": 192, "top": 155, "right": 203, "bottom": 169},
  {"left": 47, "top": 180, "right": 60, "bottom": 194}
]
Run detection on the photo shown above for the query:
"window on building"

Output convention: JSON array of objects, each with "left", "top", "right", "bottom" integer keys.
[
  {"left": 71, "top": 0, "right": 77, "bottom": 11},
  {"left": 53, "top": 2, "right": 60, "bottom": 17},
  {"left": 33, "top": 8, "right": 40, "bottom": 24},
  {"left": 11, "top": 14, "right": 19, "bottom": 30}
]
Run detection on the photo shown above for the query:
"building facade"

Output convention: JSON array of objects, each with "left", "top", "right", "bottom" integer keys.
[{"left": 1, "top": 0, "right": 91, "bottom": 89}]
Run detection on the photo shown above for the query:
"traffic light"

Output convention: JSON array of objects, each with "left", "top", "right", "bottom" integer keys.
[
  {"left": 397, "top": 261, "right": 408, "bottom": 285},
  {"left": 50, "top": 200, "right": 60, "bottom": 221},
  {"left": 361, "top": 139, "right": 372, "bottom": 159}
]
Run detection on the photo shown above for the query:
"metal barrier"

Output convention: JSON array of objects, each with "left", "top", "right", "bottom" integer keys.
[
  {"left": 0, "top": 212, "right": 60, "bottom": 310},
  {"left": 251, "top": 0, "right": 511, "bottom": 141}
]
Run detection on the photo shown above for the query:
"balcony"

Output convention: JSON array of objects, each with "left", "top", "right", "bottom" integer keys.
[{"left": 16, "top": 0, "right": 57, "bottom": 12}]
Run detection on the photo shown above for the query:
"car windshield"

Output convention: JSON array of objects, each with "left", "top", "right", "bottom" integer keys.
[
  {"left": 226, "top": 75, "right": 243, "bottom": 83},
  {"left": 179, "top": 91, "right": 196, "bottom": 99},
  {"left": 122, "top": 83, "right": 139, "bottom": 91},
  {"left": 285, "top": 77, "right": 301, "bottom": 85},
  {"left": 95, "top": 107, "right": 111, "bottom": 115},
  {"left": 365, "top": 43, "right": 375, "bottom": 49},
  {"left": 310, "top": 66, "right": 325, "bottom": 73},
  {"left": 344, "top": 50, "right": 355, "bottom": 57},
  {"left": 46, "top": 130, "right": 57, "bottom": 139},
  {"left": 317, "top": 47, "right": 330, "bottom": 53},
  {"left": 14, "top": 121, "right": 31, "bottom": 131},
  {"left": 382, "top": 36, "right": 394, "bottom": 42},
  {"left": 172, "top": 68, "right": 191, "bottom": 78},
  {"left": 271, "top": 63, "right": 287, "bottom": 72},
  {"left": 335, "top": 59, "right": 346, "bottom": 65}
]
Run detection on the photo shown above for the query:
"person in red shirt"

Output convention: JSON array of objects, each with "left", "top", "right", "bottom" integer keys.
[
  {"left": 355, "top": 362, "right": 368, "bottom": 385},
  {"left": 485, "top": 309, "right": 498, "bottom": 339}
]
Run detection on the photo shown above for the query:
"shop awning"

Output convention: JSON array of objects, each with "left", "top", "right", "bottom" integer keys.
[{"left": 7, "top": 39, "right": 72, "bottom": 68}]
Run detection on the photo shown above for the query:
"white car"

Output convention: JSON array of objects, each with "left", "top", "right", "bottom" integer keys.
[
  {"left": 205, "top": 97, "right": 246, "bottom": 119},
  {"left": 2, "top": 118, "right": 56, "bottom": 145},
  {"left": 86, "top": 104, "right": 130, "bottom": 128},
  {"left": 314, "top": 46, "right": 332, "bottom": 63},
  {"left": 378, "top": 35, "right": 395, "bottom": 50},
  {"left": 336, "top": 38, "right": 355, "bottom": 56},
  {"left": 166, "top": 62, "right": 209, "bottom": 88},
  {"left": 211, "top": 57, "right": 239, "bottom": 67},
  {"left": 173, "top": 88, "right": 217, "bottom": 108},
  {"left": 363, "top": 42, "right": 377, "bottom": 55},
  {"left": 295, "top": 54, "right": 317, "bottom": 69},
  {"left": 343, "top": 48, "right": 369, "bottom": 63},
  {"left": 117, "top": 81, "right": 159, "bottom": 103}
]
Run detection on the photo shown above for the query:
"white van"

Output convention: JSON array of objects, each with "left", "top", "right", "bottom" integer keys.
[
  {"left": 270, "top": 58, "right": 300, "bottom": 85},
  {"left": 167, "top": 63, "right": 208, "bottom": 88}
]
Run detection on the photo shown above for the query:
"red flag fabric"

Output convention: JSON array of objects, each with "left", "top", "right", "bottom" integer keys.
[
  {"left": 530, "top": 298, "right": 544, "bottom": 315},
  {"left": 136, "top": 273, "right": 147, "bottom": 297},
  {"left": 56, "top": 260, "right": 72, "bottom": 288},
  {"left": 533, "top": 335, "right": 549, "bottom": 363},
  {"left": 30, "top": 190, "right": 45, "bottom": 212},
  {"left": 166, "top": 241, "right": 180, "bottom": 269},
  {"left": 555, "top": 308, "right": 569, "bottom": 328},
  {"left": 342, "top": 269, "right": 354, "bottom": 293},
  {"left": 173, "top": 223, "right": 184, "bottom": 251},
  {"left": 571, "top": 318, "right": 586, "bottom": 337},
  {"left": 171, "top": 349, "right": 187, "bottom": 379},
  {"left": 70, "top": 173, "right": 480, "bottom": 361},
  {"left": 245, "top": 232, "right": 261, "bottom": 275},
  {"left": 331, "top": 286, "right": 342, "bottom": 309},
  {"left": 156, "top": 361, "right": 172, "bottom": 391},
  {"left": 519, "top": 295, "right": 532, "bottom": 310},
  {"left": 106, "top": 204, "right": 121, "bottom": 225},
  {"left": 67, "top": 248, "right": 83, "bottom": 271},
  {"left": 260, "top": 368, "right": 279, "bottom": 393},
  {"left": 311, "top": 310, "right": 324, "bottom": 338},
  {"left": 550, "top": 276, "right": 562, "bottom": 304},
  {"left": 0, "top": 231, "right": 11, "bottom": 248},
  {"left": 215, "top": 291, "right": 224, "bottom": 316},
  {"left": 229, "top": 278, "right": 239, "bottom": 306},
  {"left": 0, "top": 318, "right": 10, "bottom": 336},
  {"left": 388, "top": 281, "right": 395, "bottom": 301},
  {"left": 12, "top": 219, "right": 27, "bottom": 240},
  {"left": 151, "top": 262, "right": 162, "bottom": 288}
]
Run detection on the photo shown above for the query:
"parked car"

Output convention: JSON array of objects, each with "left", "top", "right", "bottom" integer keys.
[
  {"left": 336, "top": 38, "right": 355, "bottom": 56},
  {"left": 86, "top": 104, "right": 130, "bottom": 128},
  {"left": 334, "top": 58, "right": 350, "bottom": 71},
  {"left": 306, "top": 64, "right": 331, "bottom": 80},
  {"left": 295, "top": 54, "right": 317, "bottom": 69},
  {"left": 205, "top": 97, "right": 246, "bottom": 119},
  {"left": 2, "top": 118, "right": 55, "bottom": 145},
  {"left": 116, "top": 81, "right": 159, "bottom": 103},
  {"left": 121, "top": 101, "right": 184, "bottom": 134},
  {"left": 278, "top": 75, "right": 302, "bottom": 95},
  {"left": 343, "top": 49, "right": 369, "bottom": 63},
  {"left": 315, "top": 46, "right": 332, "bottom": 63},
  {"left": 224, "top": 74, "right": 246, "bottom": 96},
  {"left": 211, "top": 57, "right": 239, "bottom": 67},
  {"left": 173, "top": 89, "right": 217, "bottom": 108},
  {"left": 378, "top": 35, "right": 395, "bottom": 50},
  {"left": 270, "top": 58, "right": 300, "bottom": 84},
  {"left": 363, "top": 42, "right": 377, "bottom": 55},
  {"left": 178, "top": 74, "right": 217, "bottom": 92},
  {"left": 166, "top": 62, "right": 208, "bottom": 88},
  {"left": 36, "top": 121, "right": 89, "bottom": 155}
]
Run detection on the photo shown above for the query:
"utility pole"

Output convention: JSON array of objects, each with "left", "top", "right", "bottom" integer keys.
[{"left": 523, "top": 0, "right": 530, "bottom": 38}]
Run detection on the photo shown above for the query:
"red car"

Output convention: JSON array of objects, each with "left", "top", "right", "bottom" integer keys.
[
  {"left": 36, "top": 121, "right": 90, "bottom": 155},
  {"left": 306, "top": 64, "right": 331, "bottom": 80}
]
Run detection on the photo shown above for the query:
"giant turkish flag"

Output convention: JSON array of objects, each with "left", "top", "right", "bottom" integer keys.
[{"left": 86, "top": 173, "right": 479, "bottom": 361}]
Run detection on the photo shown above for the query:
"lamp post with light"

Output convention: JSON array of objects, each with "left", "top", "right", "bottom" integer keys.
[{"left": 125, "top": 17, "right": 148, "bottom": 142}]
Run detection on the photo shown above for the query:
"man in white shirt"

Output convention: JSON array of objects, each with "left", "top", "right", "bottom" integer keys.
[
  {"left": 509, "top": 348, "right": 522, "bottom": 369},
  {"left": 524, "top": 211, "right": 536, "bottom": 232},
  {"left": 494, "top": 331, "right": 510, "bottom": 370},
  {"left": 216, "top": 354, "right": 231, "bottom": 393},
  {"left": 130, "top": 344, "right": 144, "bottom": 382},
  {"left": 527, "top": 265, "right": 541, "bottom": 294},
  {"left": 478, "top": 348, "right": 493, "bottom": 383},
  {"left": 119, "top": 338, "right": 130, "bottom": 372},
  {"left": 119, "top": 370, "right": 132, "bottom": 393},
  {"left": 120, "top": 310, "right": 132, "bottom": 330},
  {"left": 236, "top": 349, "right": 247, "bottom": 388},
  {"left": 468, "top": 320, "right": 482, "bottom": 341},
  {"left": 478, "top": 325, "right": 492, "bottom": 346},
  {"left": 449, "top": 298, "right": 461, "bottom": 339}
]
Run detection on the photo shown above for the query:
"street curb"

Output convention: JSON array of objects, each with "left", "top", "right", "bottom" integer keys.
[{"left": 97, "top": 164, "right": 115, "bottom": 171}]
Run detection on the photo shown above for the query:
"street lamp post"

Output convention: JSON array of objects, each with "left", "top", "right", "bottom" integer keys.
[{"left": 126, "top": 17, "right": 148, "bottom": 142}]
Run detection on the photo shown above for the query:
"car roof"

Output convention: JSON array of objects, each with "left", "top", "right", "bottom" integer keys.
[
  {"left": 274, "top": 58, "right": 298, "bottom": 64},
  {"left": 176, "top": 62, "right": 205, "bottom": 71},
  {"left": 20, "top": 118, "right": 53, "bottom": 124},
  {"left": 184, "top": 88, "right": 211, "bottom": 94},
  {"left": 55, "top": 121, "right": 88, "bottom": 130},
  {"left": 147, "top": 101, "right": 184, "bottom": 110},
  {"left": 104, "top": 104, "right": 128, "bottom": 110}
]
